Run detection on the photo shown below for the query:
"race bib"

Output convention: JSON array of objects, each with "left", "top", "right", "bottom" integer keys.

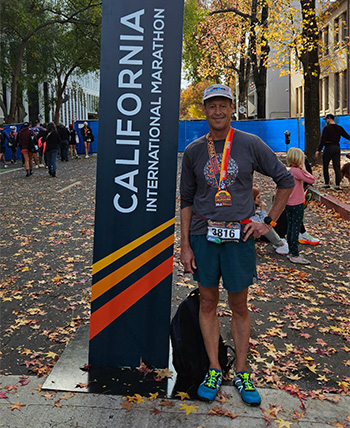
[{"left": 206, "top": 220, "right": 240, "bottom": 244}]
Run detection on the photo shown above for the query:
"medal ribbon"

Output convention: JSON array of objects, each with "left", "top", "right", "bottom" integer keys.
[{"left": 207, "top": 127, "right": 234, "bottom": 191}]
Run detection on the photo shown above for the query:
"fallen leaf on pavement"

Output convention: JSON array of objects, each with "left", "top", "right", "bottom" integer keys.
[{"left": 179, "top": 403, "right": 199, "bottom": 415}]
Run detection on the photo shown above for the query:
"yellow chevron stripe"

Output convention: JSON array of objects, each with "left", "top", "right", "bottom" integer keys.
[
  {"left": 91, "top": 233, "right": 174, "bottom": 302},
  {"left": 92, "top": 217, "right": 175, "bottom": 275}
]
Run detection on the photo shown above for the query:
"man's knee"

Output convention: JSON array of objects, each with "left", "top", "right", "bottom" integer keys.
[
  {"left": 199, "top": 287, "right": 219, "bottom": 314},
  {"left": 228, "top": 291, "right": 249, "bottom": 317}
]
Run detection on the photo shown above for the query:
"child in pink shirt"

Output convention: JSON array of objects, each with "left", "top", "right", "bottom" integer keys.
[{"left": 286, "top": 148, "right": 315, "bottom": 264}]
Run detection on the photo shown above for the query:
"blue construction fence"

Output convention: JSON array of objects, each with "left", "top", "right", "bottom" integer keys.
[
  {"left": 178, "top": 115, "right": 350, "bottom": 152},
  {"left": 3, "top": 116, "right": 350, "bottom": 160}
]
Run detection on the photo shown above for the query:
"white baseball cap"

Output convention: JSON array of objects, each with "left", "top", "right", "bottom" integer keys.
[{"left": 203, "top": 84, "right": 234, "bottom": 104}]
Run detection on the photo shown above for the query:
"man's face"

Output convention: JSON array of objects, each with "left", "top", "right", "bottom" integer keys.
[{"left": 202, "top": 97, "right": 234, "bottom": 133}]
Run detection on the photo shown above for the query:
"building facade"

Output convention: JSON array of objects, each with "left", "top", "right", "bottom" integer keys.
[
  {"left": 0, "top": 72, "right": 99, "bottom": 126},
  {"left": 290, "top": 0, "right": 349, "bottom": 118}
]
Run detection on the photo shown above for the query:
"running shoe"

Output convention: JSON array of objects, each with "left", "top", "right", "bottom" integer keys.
[
  {"left": 322, "top": 184, "right": 330, "bottom": 189},
  {"left": 197, "top": 369, "right": 222, "bottom": 402},
  {"left": 274, "top": 238, "right": 289, "bottom": 255},
  {"left": 234, "top": 372, "right": 261, "bottom": 406},
  {"left": 298, "top": 232, "right": 320, "bottom": 245},
  {"left": 287, "top": 254, "right": 311, "bottom": 264}
]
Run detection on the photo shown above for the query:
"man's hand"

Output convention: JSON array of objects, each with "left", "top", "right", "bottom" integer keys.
[
  {"left": 243, "top": 221, "right": 271, "bottom": 241},
  {"left": 180, "top": 245, "right": 197, "bottom": 274},
  {"left": 315, "top": 151, "right": 320, "bottom": 158}
]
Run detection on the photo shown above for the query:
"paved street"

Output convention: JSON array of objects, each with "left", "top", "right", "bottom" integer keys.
[{"left": 0, "top": 155, "right": 350, "bottom": 427}]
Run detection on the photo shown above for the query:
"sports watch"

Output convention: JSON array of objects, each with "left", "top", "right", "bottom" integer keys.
[{"left": 264, "top": 216, "right": 277, "bottom": 227}]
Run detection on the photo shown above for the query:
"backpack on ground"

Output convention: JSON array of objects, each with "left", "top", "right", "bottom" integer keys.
[{"left": 170, "top": 288, "right": 235, "bottom": 399}]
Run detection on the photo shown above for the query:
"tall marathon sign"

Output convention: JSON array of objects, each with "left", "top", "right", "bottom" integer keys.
[{"left": 89, "top": 1, "right": 184, "bottom": 368}]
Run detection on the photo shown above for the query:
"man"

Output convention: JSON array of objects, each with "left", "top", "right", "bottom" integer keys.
[
  {"left": 180, "top": 84, "right": 294, "bottom": 406},
  {"left": 315, "top": 114, "right": 350, "bottom": 190}
]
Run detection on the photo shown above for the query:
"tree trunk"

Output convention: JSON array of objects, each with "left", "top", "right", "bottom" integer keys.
[
  {"left": 238, "top": 37, "right": 251, "bottom": 119},
  {"left": 250, "top": 0, "right": 269, "bottom": 119},
  {"left": 54, "top": 85, "right": 64, "bottom": 125},
  {"left": 8, "top": 41, "right": 27, "bottom": 123},
  {"left": 300, "top": 0, "right": 320, "bottom": 164},
  {"left": 255, "top": 67, "right": 267, "bottom": 119},
  {"left": 303, "top": 61, "right": 320, "bottom": 164}
]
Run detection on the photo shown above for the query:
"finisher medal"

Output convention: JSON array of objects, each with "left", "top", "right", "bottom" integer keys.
[{"left": 207, "top": 127, "right": 234, "bottom": 207}]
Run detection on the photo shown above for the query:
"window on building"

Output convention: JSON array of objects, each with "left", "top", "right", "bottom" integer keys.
[
  {"left": 325, "top": 76, "right": 329, "bottom": 110},
  {"left": 344, "top": 74, "right": 348, "bottom": 109},
  {"left": 324, "top": 26, "right": 329, "bottom": 55},
  {"left": 334, "top": 17, "right": 339, "bottom": 46},
  {"left": 342, "top": 12, "right": 347, "bottom": 41},
  {"left": 296, "top": 87, "right": 303, "bottom": 116},
  {"left": 335, "top": 73, "right": 340, "bottom": 109},
  {"left": 319, "top": 79, "right": 323, "bottom": 111},
  {"left": 296, "top": 88, "right": 299, "bottom": 115}
]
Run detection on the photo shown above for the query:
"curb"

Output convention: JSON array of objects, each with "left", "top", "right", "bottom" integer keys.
[{"left": 310, "top": 188, "right": 350, "bottom": 220}]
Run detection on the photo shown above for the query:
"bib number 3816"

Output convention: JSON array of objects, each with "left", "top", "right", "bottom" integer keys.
[{"left": 207, "top": 220, "right": 240, "bottom": 244}]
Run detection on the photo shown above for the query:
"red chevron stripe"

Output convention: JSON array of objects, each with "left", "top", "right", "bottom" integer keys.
[{"left": 89, "top": 256, "right": 173, "bottom": 340}]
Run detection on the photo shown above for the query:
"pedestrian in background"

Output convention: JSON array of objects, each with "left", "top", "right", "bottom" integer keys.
[
  {"left": 315, "top": 114, "right": 350, "bottom": 190},
  {"left": 251, "top": 187, "right": 289, "bottom": 254},
  {"left": 57, "top": 123, "right": 70, "bottom": 162},
  {"left": 8, "top": 126, "right": 18, "bottom": 164},
  {"left": 44, "top": 122, "right": 61, "bottom": 177},
  {"left": 274, "top": 157, "right": 320, "bottom": 246},
  {"left": 0, "top": 124, "right": 11, "bottom": 168},
  {"left": 32, "top": 121, "right": 45, "bottom": 138},
  {"left": 17, "top": 122, "right": 33, "bottom": 177},
  {"left": 36, "top": 124, "right": 47, "bottom": 167},
  {"left": 68, "top": 124, "right": 79, "bottom": 159},
  {"left": 81, "top": 122, "right": 94, "bottom": 159},
  {"left": 285, "top": 148, "right": 315, "bottom": 265}
]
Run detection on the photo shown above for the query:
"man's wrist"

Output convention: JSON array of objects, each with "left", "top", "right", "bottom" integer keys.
[{"left": 264, "top": 216, "right": 277, "bottom": 228}]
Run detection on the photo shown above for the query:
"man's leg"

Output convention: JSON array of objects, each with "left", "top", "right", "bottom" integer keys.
[
  {"left": 322, "top": 150, "right": 331, "bottom": 185},
  {"left": 228, "top": 288, "right": 250, "bottom": 373},
  {"left": 332, "top": 147, "right": 341, "bottom": 186},
  {"left": 229, "top": 287, "right": 261, "bottom": 406},
  {"left": 198, "top": 284, "right": 220, "bottom": 370},
  {"left": 197, "top": 284, "right": 222, "bottom": 401}
]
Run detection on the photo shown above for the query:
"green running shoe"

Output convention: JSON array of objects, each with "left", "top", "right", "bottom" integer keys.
[
  {"left": 234, "top": 371, "right": 261, "bottom": 406},
  {"left": 197, "top": 368, "right": 222, "bottom": 402}
]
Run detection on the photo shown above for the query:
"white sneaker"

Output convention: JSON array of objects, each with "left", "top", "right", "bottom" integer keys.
[
  {"left": 299, "top": 232, "right": 320, "bottom": 245},
  {"left": 287, "top": 255, "right": 310, "bottom": 264},
  {"left": 274, "top": 239, "right": 289, "bottom": 255},
  {"left": 85, "top": 155, "right": 89, "bottom": 159}
]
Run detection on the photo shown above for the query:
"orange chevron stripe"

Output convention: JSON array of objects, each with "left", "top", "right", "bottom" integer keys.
[
  {"left": 89, "top": 256, "right": 173, "bottom": 340},
  {"left": 92, "top": 218, "right": 175, "bottom": 275},
  {"left": 91, "top": 234, "right": 174, "bottom": 302}
]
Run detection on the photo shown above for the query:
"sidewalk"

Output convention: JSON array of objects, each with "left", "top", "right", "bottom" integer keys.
[
  {"left": 1, "top": 374, "right": 350, "bottom": 428},
  {"left": 1, "top": 155, "right": 349, "bottom": 428}
]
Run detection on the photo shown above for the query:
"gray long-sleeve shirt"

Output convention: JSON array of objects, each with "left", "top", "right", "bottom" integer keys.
[{"left": 180, "top": 129, "right": 294, "bottom": 235}]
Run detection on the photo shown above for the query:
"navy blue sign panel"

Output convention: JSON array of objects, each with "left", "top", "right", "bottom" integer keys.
[{"left": 89, "top": 0, "right": 184, "bottom": 369}]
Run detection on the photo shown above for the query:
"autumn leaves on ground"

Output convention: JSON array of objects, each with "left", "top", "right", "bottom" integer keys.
[{"left": 1, "top": 156, "right": 350, "bottom": 425}]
